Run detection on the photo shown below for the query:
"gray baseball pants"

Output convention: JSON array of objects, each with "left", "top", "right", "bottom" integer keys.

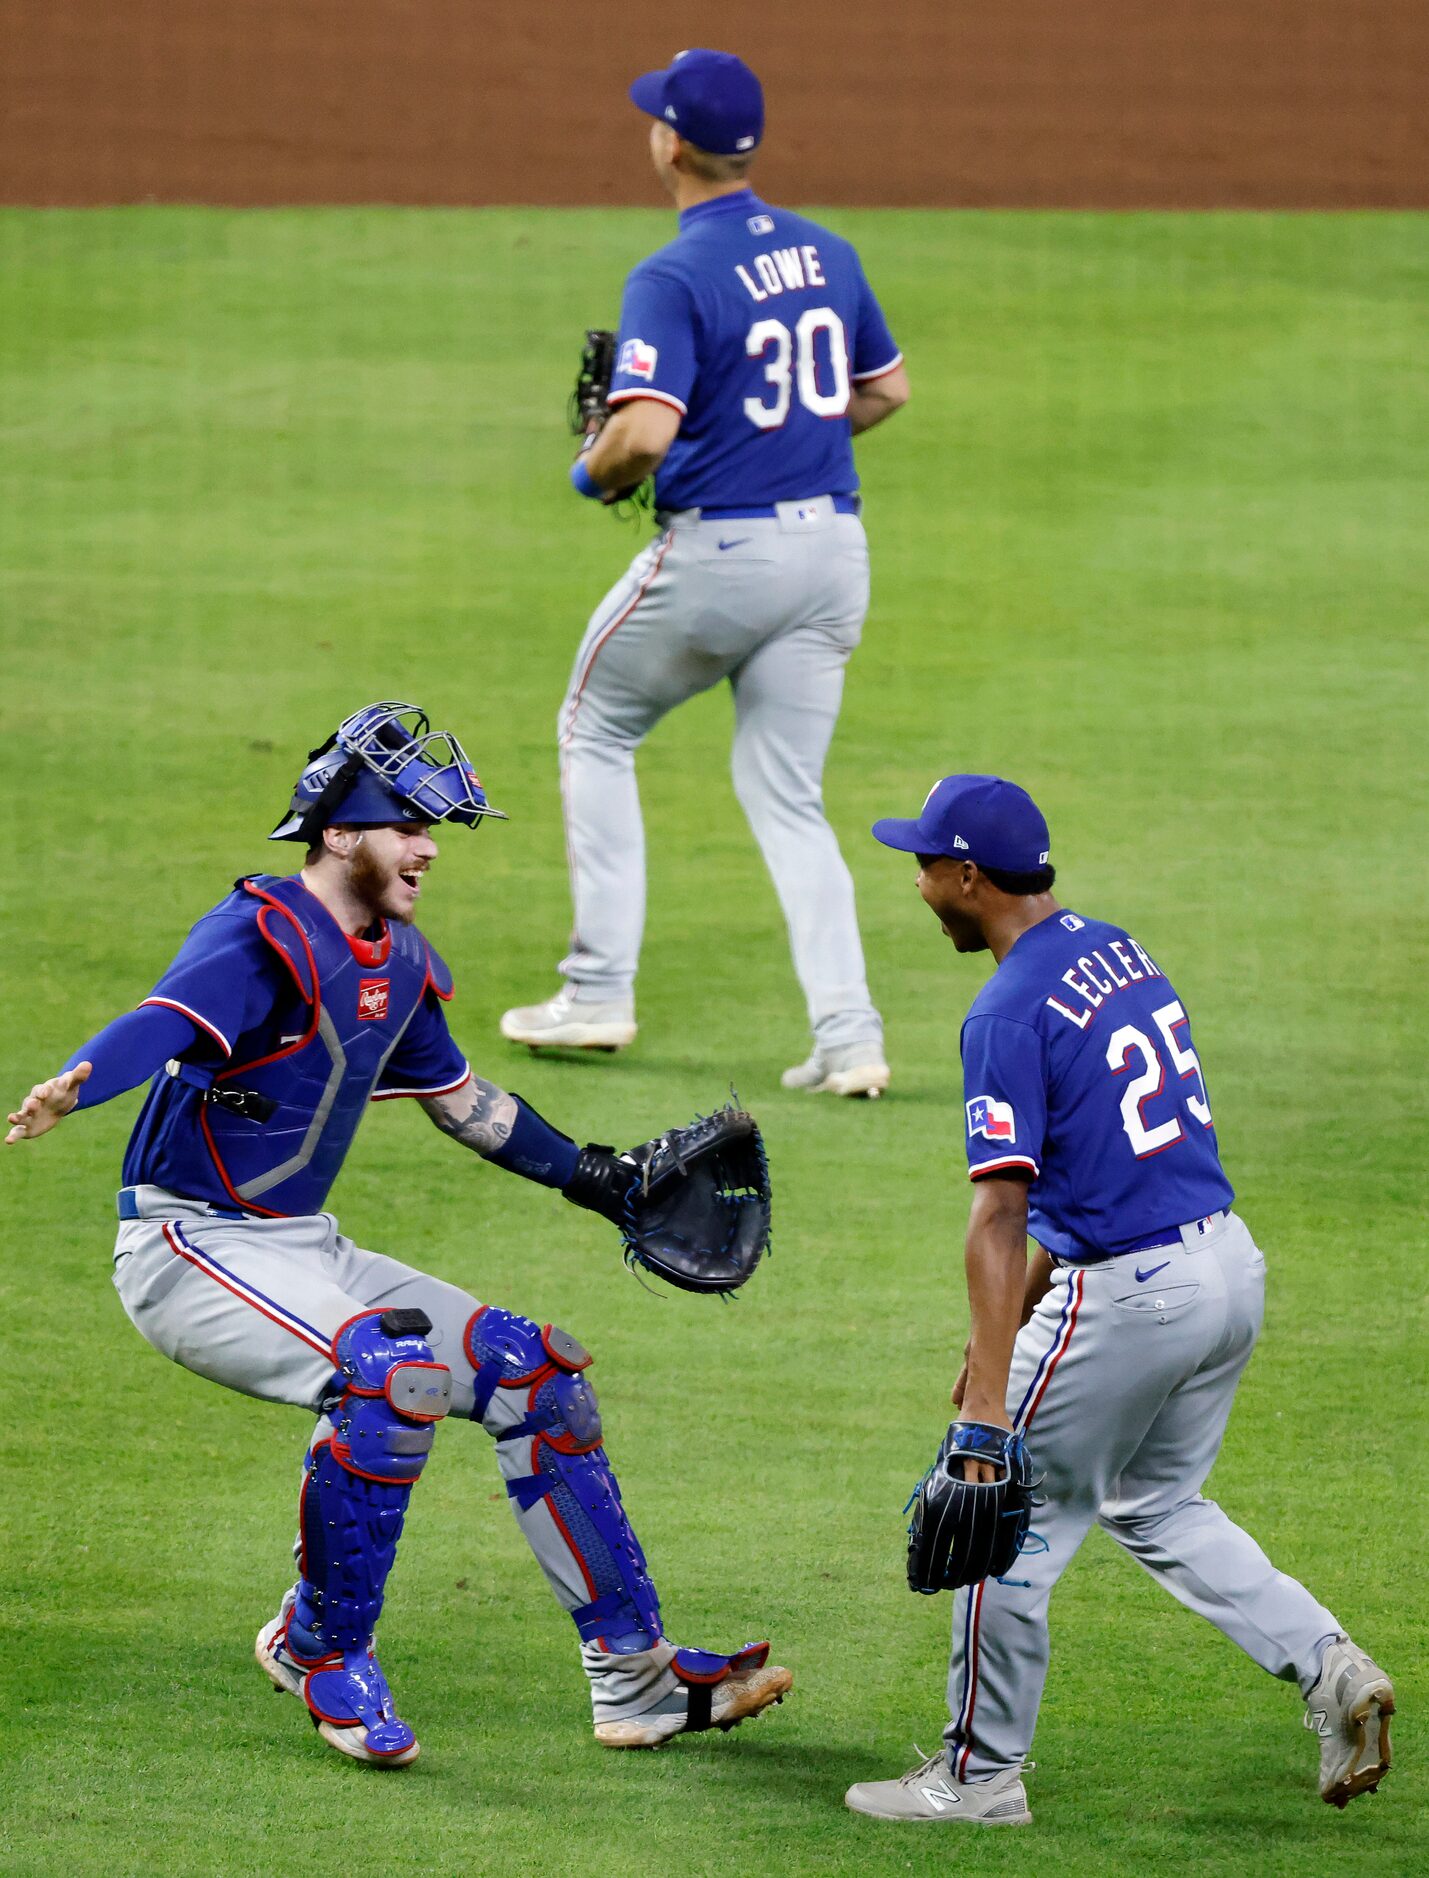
[
  {"left": 111, "top": 1190, "right": 611, "bottom": 1628},
  {"left": 945, "top": 1213, "right": 1341, "bottom": 1779},
  {"left": 557, "top": 496, "right": 883, "bottom": 1054}
]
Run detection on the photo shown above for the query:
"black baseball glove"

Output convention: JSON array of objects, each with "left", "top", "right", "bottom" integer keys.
[
  {"left": 569, "top": 328, "right": 616, "bottom": 436},
  {"left": 562, "top": 1102, "right": 771, "bottom": 1294},
  {"left": 906, "top": 1420, "right": 1038, "bottom": 1594},
  {"left": 567, "top": 328, "right": 654, "bottom": 513}
]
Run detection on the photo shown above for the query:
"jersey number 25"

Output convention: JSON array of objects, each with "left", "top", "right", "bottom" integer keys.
[
  {"left": 744, "top": 310, "right": 850, "bottom": 428},
  {"left": 1106, "top": 999, "right": 1213, "bottom": 1158}
]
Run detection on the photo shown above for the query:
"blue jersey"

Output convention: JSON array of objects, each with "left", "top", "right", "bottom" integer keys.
[
  {"left": 123, "top": 877, "right": 470, "bottom": 1213},
  {"left": 959, "top": 911, "right": 1234, "bottom": 1264},
  {"left": 607, "top": 190, "right": 901, "bottom": 512}
]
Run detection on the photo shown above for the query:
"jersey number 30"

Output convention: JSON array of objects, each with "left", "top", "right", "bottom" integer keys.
[
  {"left": 744, "top": 310, "right": 850, "bottom": 428},
  {"left": 1106, "top": 999, "right": 1212, "bottom": 1158}
]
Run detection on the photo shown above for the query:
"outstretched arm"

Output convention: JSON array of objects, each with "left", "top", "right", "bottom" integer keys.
[{"left": 6, "top": 1004, "right": 202, "bottom": 1145}]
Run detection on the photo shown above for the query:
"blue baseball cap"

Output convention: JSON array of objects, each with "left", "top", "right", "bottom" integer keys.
[
  {"left": 629, "top": 49, "right": 764, "bottom": 157},
  {"left": 872, "top": 775, "right": 1052, "bottom": 873}
]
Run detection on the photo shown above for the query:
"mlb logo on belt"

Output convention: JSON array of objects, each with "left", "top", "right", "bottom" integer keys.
[
  {"left": 357, "top": 978, "right": 389, "bottom": 1022},
  {"left": 619, "top": 338, "right": 658, "bottom": 381},
  {"left": 966, "top": 1095, "right": 1016, "bottom": 1143}
]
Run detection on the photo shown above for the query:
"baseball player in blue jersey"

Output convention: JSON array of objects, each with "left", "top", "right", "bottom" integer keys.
[
  {"left": 6, "top": 703, "right": 790, "bottom": 1767},
  {"left": 502, "top": 48, "right": 908, "bottom": 1098},
  {"left": 844, "top": 776, "right": 1394, "bottom": 1823}
]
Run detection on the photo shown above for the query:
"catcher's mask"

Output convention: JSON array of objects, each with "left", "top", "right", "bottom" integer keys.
[{"left": 270, "top": 701, "right": 508, "bottom": 844}]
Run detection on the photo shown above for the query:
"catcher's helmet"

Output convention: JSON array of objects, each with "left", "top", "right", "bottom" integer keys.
[{"left": 270, "top": 701, "right": 508, "bottom": 843}]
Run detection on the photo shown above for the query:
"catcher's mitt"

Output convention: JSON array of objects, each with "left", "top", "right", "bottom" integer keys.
[
  {"left": 569, "top": 328, "right": 616, "bottom": 436},
  {"left": 905, "top": 1421, "right": 1038, "bottom": 1594},
  {"left": 563, "top": 1103, "right": 771, "bottom": 1295}
]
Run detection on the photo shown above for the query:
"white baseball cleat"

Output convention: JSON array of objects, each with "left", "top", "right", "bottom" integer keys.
[
  {"left": 499, "top": 987, "right": 637, "bottom": 1052},
  {"left": 780, "top": 1043, "right": 890, "bottom": 1098},
  {"left": 256, "top": 1599, "right": 420, "bottom": 1768},
  {"left": 845, "top": 1748, "right": 1031, "bottom": 1824},
  {"left": 1304, "top": 1636, "right": 1394, "bottom": 1807}
]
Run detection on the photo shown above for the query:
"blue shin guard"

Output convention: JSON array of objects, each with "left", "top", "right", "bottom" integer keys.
[
  {"left": 466, "top": 1307, "right": 664, "bottom": 1653},
  {"left": 286, "top": 1309, "right": 451, "bottom": 1760}
]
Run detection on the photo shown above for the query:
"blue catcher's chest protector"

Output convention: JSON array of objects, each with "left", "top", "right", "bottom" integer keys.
[{"left": 197, "top": 876, "right": 440, "bottom": 1216}]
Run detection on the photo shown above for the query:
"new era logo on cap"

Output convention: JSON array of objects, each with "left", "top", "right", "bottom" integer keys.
[
  {"left": 629, "top": 48, "right": 765, "bottom": 157},
  {"left": 872, "top": 773, "right": 1052, "bottom": 874}
]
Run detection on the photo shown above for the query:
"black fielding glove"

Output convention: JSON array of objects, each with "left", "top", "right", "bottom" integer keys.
[{"left": 561, "top": 1144, "right": 637, "bottom": 1227}]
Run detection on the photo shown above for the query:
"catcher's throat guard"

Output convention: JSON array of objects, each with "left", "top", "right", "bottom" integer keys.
[
  {"left": 271, "top": 700, "right": 507, "bottom": 843},
  {"left": 906, "top": 1420, "right": 1038, "bottom": 1594}
]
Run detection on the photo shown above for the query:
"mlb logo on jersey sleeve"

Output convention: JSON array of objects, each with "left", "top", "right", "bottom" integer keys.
[
  {"left": 357, "top": 978, "right": 389, "bottom": 1021},
  {"left": 966, "top": 1095, "right": 1016, "bottom": 1143},
  {"left": 618, "top": 338, "right": 658, "bottom": 381}
]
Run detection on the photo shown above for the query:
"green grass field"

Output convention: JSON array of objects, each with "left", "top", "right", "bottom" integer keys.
[{"left": 1, "top": 208, "right": 1425, "bottom": 1876}]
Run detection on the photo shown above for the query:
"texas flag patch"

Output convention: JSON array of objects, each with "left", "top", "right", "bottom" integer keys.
[
  {"left": 618, "top": 337, "right": 658, "bottom": 381},
  {"left": 966, "top": 1095, "right": 1016, "bottom": 1143}
]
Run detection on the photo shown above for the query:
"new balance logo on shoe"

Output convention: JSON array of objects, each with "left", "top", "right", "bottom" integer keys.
[{"left": 918, "top": 1776, "right": 964, "bottom": 1811}]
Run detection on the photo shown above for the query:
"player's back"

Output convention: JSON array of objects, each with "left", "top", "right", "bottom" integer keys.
[
  {"left": 608, "top": 193, "right": 902, "bottom": 511},
  {"left": 963, "top": 910, "right": 1234, "bottom": 1264}
]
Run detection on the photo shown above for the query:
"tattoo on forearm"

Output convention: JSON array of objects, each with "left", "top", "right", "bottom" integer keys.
[{"left": 421, "top": 1077, "right": 517, "bottom": 1157}]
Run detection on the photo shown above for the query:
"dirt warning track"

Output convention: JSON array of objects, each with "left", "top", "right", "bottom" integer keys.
[{"left": 2, "top": 0, "right": 1425, "bottom": 207}]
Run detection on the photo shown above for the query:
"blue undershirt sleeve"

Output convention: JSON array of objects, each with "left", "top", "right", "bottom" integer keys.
[
  {"left": 64, "top": 1005, "right": 203, "bottom": 1108},
  {"left": 485, "top": 1096, "right": 580, "bottom": 1190}
]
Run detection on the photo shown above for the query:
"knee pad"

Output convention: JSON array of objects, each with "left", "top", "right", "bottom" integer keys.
[
  {"left": 465, "top": 1306, "right": 602, "bottom": 1449},
  {"left": 465, "top": 1307, "right": 660, "bottom": 1652},
  {"left": 330, "top": 1306, "right": 453, "bottom": 1484},
  {"left": 289, "top": 1309, "right": 451, "bottom": 1661}
]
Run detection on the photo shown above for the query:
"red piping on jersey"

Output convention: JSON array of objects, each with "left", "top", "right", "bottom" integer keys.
[
  {"left": 607, "top": 386, "right": 689, "bottom": 416},
  {"left": 851, "top": 350, "right": 904, "bottom": 384},
  {"left": 139, "top": 997, "right": 233, "bottom": 1057},
  {"left": 369, "top": 1068, "right": 472, "bottom": 1103},
  {"left": 969, "top": 1154, "right": 1040, "bottom": 1181}
]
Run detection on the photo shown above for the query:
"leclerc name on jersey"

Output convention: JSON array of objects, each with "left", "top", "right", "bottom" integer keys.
[{"left": 1043, "top": 918, "right": 1165, "bottom": 1031}]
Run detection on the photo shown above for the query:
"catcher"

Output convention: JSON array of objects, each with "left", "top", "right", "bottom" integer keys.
[{"left": 4, "top": 701, "right": 782, "bottom": 1769}]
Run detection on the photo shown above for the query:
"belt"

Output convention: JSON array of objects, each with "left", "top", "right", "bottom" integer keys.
[
  {"left": 1055, "top": 1209, "right": 1227, "bottom": 1270},
  {"left": 117, "top": 1185, "right": 246, "bottom": 1222},
  {"left": 688, "top": 494, "right": 862, "bottom": 520}
]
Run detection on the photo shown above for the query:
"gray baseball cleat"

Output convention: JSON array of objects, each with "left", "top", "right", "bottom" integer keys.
[
  {"left": 499, "top": 987, "right": 637, "bottom": 1052},
  {"left": 1304, "top": 1636, "right": 1394, "bottom": 1807},
  {"left": 845, "top": 1749, "right": 1031, "bottom": 1824},
  {"left": 780, "top": 1042, "right": 890, "bottom": 1098}
]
